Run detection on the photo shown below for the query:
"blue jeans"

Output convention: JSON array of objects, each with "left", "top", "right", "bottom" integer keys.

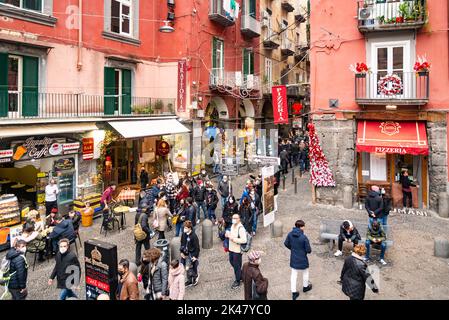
[
  {"left": 299, "top": 159, "right": 305, "bottom": 172},
  {"left": 59, "top": 288, "right": 78, "bottom": 300},
  {"left": 207, "top": 207, "right": 216, "bottom": 221},
  {"left": 213, "top": 163, "right": 220, "bottom": 174},
  {"left": 196, "top": 201, "right": 207, "bottom": 220},
  {"left": 221, "top": 196, "right": 227, "bottom": 208},
  {"left": 365, "top": 240, "right": 386, "bottom": 260},
  {"left": 252, "top": 210, "right": 258, "bottom": 233},
  {"left": 369, "top": 216, "right": 388, "bottom": 227},
  {"left": 175, "top": 222, "right": 183, "bottom": 237},
  {"left": 229, "top": 252, "right": 242, "bottom": 282}
]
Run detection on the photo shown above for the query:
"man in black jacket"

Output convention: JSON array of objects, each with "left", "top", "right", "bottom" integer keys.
[
  {"left": 6, "top": 240, "right": 28, "bottom": 300},
  {"left": 365, "top": 186, "right": 383, "bottom": 224},
  {"left": 193, "top": 181, "right": 207, "bottom": 221},
  {"left": 180, "top": 221, "right": 200, "bottom": 287},
  {"left": 48, "top": 215, "right": 76, "bottom": 255},
  {"left": 48, "top": 238, "right": 81, "bottom": 300},
  {"left": 139, "top": 167, "right": 149, "bottom": 190},
  {"left": 334, "top": 220, "right": 361, "bottom": 257},
  {"left": 135, "top": 207, "right": 152, "bottom": 266},
  {"left": 218, "top": 175, "right": 232, "bottom": 209}
]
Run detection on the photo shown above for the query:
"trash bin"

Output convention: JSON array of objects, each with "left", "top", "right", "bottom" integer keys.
[
  {"left": 154, "top": 239, "right": 170, "bottom": 266},
  {"left": 81, "top": 208, "right": 94, "bottom": 227}
]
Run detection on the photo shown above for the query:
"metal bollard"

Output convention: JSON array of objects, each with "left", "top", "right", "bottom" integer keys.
[
  {"left": 282, "top": 176, "right": 286, "bottom": 190},
  {"left": 291, "top": 169, "right": 295, "bottom": 184},
  {"left": 154, "top": 239, "right": 170, "bottom": 269},
  {"left": 294, "top": 178, "right": 298, "bottom": 194},
  {"left": 202, "top": 219, "right": 213, "bottom": 249}
]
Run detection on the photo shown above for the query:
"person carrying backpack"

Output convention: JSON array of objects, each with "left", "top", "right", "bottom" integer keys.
[
  {"left": 2, "top": 240, "right": 28, "bottom": 300},
  {"left": 242, "top": 250, "right": 268, "bottom": 300},
  {"left": 225, "top": 214, "right": 248, "bottom": 289},
  {"left": 134, "top": 207, "right": 152, "bottom": 266}
]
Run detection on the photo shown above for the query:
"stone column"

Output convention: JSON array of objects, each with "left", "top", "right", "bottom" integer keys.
[
  {"left": 438, "top": 192, "right": 449, "bottom": 218},
  {"left": 434, "top": 237, "right": 449, "bottom": 258},
  {"left": 270, "top": 220, "right": 283, "bottom": 238},
  {"left": 170, "top": 236, "right": 181, "bottom": 261},
  {"left": 343, "top": 185, "right": 353, "bottom": 209}
]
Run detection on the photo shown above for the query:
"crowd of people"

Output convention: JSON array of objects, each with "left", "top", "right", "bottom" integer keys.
[{"left": 278, "top": 130, "right": 310, "bottom": 175}]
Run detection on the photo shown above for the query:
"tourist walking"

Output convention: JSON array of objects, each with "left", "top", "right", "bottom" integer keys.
[
  {"left": 180, "top": 221, "right": 200, "bottom": 287},
  {"left": 140, "top": 248, "right": 168, "bottom": 300},
  {"left": 226, "top": 214, "right": 247, "bottom": 289},
  {"left": 218, "top": 175, "right": 232, "bottom": 208},
  {"left": 153, "top": 199, "right": 172, "bottom": 240},
  {"left": 5, "top": 240, "right": 28, "bottom": 300},
  {"left": 365, "top": 185, "right": 383, "bottom": 224},
  {"left": 284, "top": 220, "right": 312, "bottom": 300},
  {"left": 139, "top": 167, "right": 149, "bottom": 190},
  {"left": 117, "top": 259, "right": 139, "bottom": 300},
  {"left": 135, "top": 207, "right": 152, "bottom": 266},
  {"left": 205, "top": 182, "right": 219, "bottom": 224},
  {"left": 168, "top": 259, "right": 185, "bottom": 300}
]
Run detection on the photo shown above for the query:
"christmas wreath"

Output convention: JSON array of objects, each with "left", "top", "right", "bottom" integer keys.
[{"left": 377, "top": 74, "right": 403, "bottom": 96}]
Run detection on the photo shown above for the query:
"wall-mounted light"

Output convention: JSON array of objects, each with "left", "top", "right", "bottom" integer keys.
[
  {"left": 159, "top": 20, "right": 175, "bottom": 33},
  {"left": 386, "top": 105, "right": 397, "bottom": 110}
]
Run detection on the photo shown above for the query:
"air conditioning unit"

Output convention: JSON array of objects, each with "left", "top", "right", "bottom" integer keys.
[{"left": 358, "top": 7, "right": 373, "bottom": 20}]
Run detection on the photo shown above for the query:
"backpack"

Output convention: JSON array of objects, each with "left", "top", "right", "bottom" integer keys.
[
  {"left": 238, "top": 226, "right": 252, "bottom": 253},
  {"left": 133, "top": 214, "right": 147, "bottom": 241},
  {"left": 0, "top": 257, "right": 13, "bottom": 286}
]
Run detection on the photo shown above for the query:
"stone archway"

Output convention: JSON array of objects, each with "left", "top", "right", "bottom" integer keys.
[{"left": 206, "top": 96, "right": 229, "bottom": 120}]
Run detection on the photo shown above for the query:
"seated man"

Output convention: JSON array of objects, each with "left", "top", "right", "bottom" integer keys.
[
  {"left": 334, "top": 220, "right": 361, "bottom": 257},
  {"left": 68, "top": 210, "right": 81, "bottom": 232},
  {"left": 365, "top": 220, "right": 387, "bottom": 266},
  {"left": 48, "top": 215, "right": 76, "bottom": 255}
]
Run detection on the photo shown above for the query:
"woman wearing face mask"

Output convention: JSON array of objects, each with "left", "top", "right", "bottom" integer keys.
[
  {"left": 139, "top": 248, "right": 168, "bottom": 300},
  {"left": 180, "top": 221, "right": 200, "bottom": 287},
  {"left": 153, "top": 199, "right": 173, "bottom": 240},
  {"left": 48, "top": 238, "right": 81, "bottom": 300},
  {"left": 242, "top": 250, "right": 268, "bottom": 300},
  {"left": 223, "top": 196, "right": 239, "bottom": 230},
  {"left": 239, "top": 198, "right": 253, "bottom": 237},
  {"left": 249, "top": 188, "right": 261, "bottom": 236}
]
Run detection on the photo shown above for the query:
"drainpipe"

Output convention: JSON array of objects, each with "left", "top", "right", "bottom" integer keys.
[{"left": 77, "top": 0, "right": 83, "bottom": 71}]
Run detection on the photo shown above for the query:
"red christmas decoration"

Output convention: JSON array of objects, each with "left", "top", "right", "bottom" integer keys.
[
  {"left": 292, "top": 102, "right": 303, "bottom": 114},
  {"left": 307, "top": 122, "right": 336, "bottom": 187}
]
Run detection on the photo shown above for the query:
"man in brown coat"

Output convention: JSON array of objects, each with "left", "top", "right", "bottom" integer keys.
[
  {"left": 242, "top": 251, "right": 268, "bottom": 300},
  {"left": 117, "top": 259, "right": 139, "bottom": 300}
]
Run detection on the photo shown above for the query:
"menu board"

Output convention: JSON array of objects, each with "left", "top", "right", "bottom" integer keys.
[{"left": 84, "top": 239, "right": 118, "bottom": 300}]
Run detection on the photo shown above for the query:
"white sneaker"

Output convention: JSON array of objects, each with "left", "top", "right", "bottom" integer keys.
[
  {"left": 196, "top": 219, "right": 200, "bottom": 225},
  {"left": 334, "top": 250, "right": 343, "bottom": 257},
  {"left": 379, "top": 259, "right": 387, "bottom": 266}
]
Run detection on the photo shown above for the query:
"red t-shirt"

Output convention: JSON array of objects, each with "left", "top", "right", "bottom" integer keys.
[{"left": 101, "top": 187, "right": 113, "bottom": 204}]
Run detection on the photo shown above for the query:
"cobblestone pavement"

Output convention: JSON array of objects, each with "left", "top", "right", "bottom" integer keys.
[{"left": 2, "top": 169, "right": 449, "bottom": 300}]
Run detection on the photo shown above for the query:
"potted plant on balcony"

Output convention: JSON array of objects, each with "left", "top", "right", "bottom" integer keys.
[
  {"left": 154, "top": 99, "right": 164, "bottom": 110},
  {"left": 414, "top": 55, "right": 431, "bottom": 76},
  {"left": 398, "top": 2, "right": 409, "bottom": 23},
  {"left": 350, "top": 62, "right": 370, "bottom": 78},
  {"left": 377, "top": 15, "right": 385, "bottom": 25}
]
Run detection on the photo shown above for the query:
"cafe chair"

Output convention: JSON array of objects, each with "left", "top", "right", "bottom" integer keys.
[{"left": 25, "top": 242, "right": 47, "bottom": 272}]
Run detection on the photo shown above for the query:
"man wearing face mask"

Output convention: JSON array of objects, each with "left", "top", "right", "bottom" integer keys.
[
  {"left": 218, "top": 175, "right": 232, "bottom": 209},
  {"left": 5, "top": 240, "right": 28, "bottom": 300},
  {"left": 117, "top": 259, "right": 139, "bottom": 300},
  {"left": 199, "top": 169, "right": 210, "bottom": 183},
  {"left": 180, "top": 221, "right": 200, "bottom": 287},
  {"left": 226, "top": 214, "right": 248, "bottom": 289},
  {"left": 249, "top": 188, "right": 261, "bottom": 236},
  {"left": 48, "top": 238, "right": 81, "bottom": 300},
  {"left": 223, "top": 196, "right": 239, "bottom": 229},
  {"left": 165, "top": 174, "right": 177, "bottom": 213},
  {"left": 205, "top": 182, "right": 219, "bottom": 224}
]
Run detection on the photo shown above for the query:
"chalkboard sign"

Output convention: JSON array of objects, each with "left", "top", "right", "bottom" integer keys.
[{"left": 84, "top": 239, "right": 118, "bottom": 300}]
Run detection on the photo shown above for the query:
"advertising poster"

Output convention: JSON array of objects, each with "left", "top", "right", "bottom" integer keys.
[
  {"left": 262, "top": 166, "right": 276, "bottom": 227},
  {"left": 85, "top": 239, "right": 118, "bottom": 300}
]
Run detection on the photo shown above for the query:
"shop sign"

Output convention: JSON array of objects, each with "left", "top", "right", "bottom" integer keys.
[
  {"left": 251, "top": 155, "right": 280, "bottom": 166},
  {"left": 272, "top": 85, "right": 288, "bottom": 124},
  {"left": 82, "top": 138, "right": 94, "bottom": 160},
  {"left": 156, "top": 140, "right": 170, "bottom": 157},
  {"left": 54, "top": 158, "right": 75, "bottom": 171},
  {"left": 0, "top": 149, "right": 13, "bottom": 158},
  {"left": 0, "top": 158, "right": 11, "bottom": 163},
  {"left": 85, "top": 240, "right": 118, "bottom": 300},
  {"left": 11, "top": 137, "right": 80, "bottom": 161},
  {"left": 292, "top": 102, "right": 303, "bottom": 115},
  {"left": 63, "top": 142, "right": 81, "bottom": 155},
  {"left": 292, "top": 117, "right": 302, "bottom": 128},
  {"left": 177, "top": 59, "right": 187, "bottom": 113},
  {"left": 221, "top": 157, "right": 238, "bottom": 176}
]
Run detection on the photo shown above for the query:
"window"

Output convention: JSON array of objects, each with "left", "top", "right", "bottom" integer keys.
[
  {"left": 265, "top": 58, "right": 272, "bottom": 87},
  {"left": 244, "top": 0, "right": 256, "bottom": 18},
  {"left": 111, "top": 0, "right": 132, "bottom": 36},
  {"left": 104, "top": 67, "right": 132, "bottom": 115},
  {"left": 212, "top": 38, "right": 224, "bottom": 81},
  {"left": 0, "top": 53, "right": 39, "bottom": 117},
  {"left": 370, "top": 153, "right": 387, "bottom": 181},
  {"left": 242, "top": 49, "right": 254, "bottom": 76},
  {"left": 0, "top": 0, "right": 43, "bottom": 12}
]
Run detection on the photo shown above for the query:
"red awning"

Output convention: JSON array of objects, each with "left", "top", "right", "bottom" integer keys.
[{"left": 356, "top": 120, "right": 429, "bottom": 155}]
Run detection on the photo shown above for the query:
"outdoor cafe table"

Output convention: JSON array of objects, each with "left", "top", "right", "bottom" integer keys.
[{"left": 113, "top": 205, "right": 130, "bottom": 230}]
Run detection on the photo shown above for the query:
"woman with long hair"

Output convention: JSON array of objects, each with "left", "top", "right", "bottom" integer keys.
[{"left": 153, "top": 198, "right": 172, "bottom": 239}]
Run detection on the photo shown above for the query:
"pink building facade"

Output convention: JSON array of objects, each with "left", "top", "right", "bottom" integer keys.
[{"left": 310, "top": 0, "right": 449, "bottom": 211}]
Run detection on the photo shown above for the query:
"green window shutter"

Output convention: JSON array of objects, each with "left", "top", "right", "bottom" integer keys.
[
  {"left": 250, "top": 51, "right": 254, "bottom": 74},
  {"left": 243, "top": 49, "right": 249, "bottom": 76},
  {"left": 104, "top": 67, "right": 116, "bottom": 115},
  {"left": 212, "top": 38, "right": 217, "bottom": 69},
  {"left": 121, "top": 69, "right": 131, "bottom": 115},
  {"left": 249, "top": 0, "right": 256, "bottom": 18},
  {"left": 23, "top": 0, "right": 42, "bottom": 11},
  {"left": 0, "top": 53, "right": 8, "bottom": 117},
  {"left": 22, "top": 56, "right": 39, "bottom": 117}
]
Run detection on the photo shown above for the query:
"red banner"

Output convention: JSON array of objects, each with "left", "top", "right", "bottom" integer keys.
[
  {"left": 177, "top": 60, "right": 187, "bottom": 113},
  {"left": 82, "top": 138, "right": 94, "bottom": 160},
  {"left": 272, "top": 85, "right": 288, "bottom": 124}
]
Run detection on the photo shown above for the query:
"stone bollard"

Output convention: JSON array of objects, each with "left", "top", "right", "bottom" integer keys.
[
  {"left": 438, "top": 192, "right": 449, "bottom": 218},
  {"left": 202, "top": 219, "right": 213, "bottom": 249},
  {"left": 434, "top": 237, "right": 449, "bottom": 258},
  {"left": 170, "top": 236, "right": 181, "bottom": 261},
  {"left": 343, "top": 186, "right": 353, "bottom": 209},
  {"left": 270, "top": 220, "right": 283, "bottom": 238}
]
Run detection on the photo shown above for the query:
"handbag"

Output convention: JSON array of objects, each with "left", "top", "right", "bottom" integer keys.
[
  {"left": 152, "top": 210, "right": 160, "bottom": 229},
  {"left": 238, "top": 226, "right": 252, "bottom": 253},
  {"left": 171, "top": 214, "right": 179, "bottom": 225},
  {"left": 133, "top": 214, "right": 147, "bottom": 241}
]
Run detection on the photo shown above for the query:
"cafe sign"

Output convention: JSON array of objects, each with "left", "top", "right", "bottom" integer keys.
[{"left": 11, "top": 137, "right": 80, "bottom": 161}]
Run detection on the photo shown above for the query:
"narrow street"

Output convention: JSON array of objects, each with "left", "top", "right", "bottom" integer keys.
[{"left": 4, "top": 169, "right": 448, "bottom": 300}]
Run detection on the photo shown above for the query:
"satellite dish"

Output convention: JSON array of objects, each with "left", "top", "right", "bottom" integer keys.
[{"left": 359, "top": 8, "right": 372, "bottom": 19}]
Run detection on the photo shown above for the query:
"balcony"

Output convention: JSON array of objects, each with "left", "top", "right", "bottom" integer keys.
[
  {"left": 242, "top": 74, "right": 261, "bottom": 92},
  {"left": 0, "top": 92, "right": 175, "bottom": 121},
  {"left": 355, "top": 71, "right": 429, "bottom": 106},
  {"left": 263, "top": 28, "right": 280, "bottom": 49},
  {"left": 281, "top": 38, "right": 295, "bottom": 56},
  {"left": 209, "top": 0, "right": 235, "bottom": 27},
  {"left": 295, "top": 41, "right": 309, "bottom": 60},
  {"left": 358, "top": 0, "right": 426, "bottom": 33},
  {"left": 281, "top": 0, "right": 295, "bottom": 13},
  {"left": 241, "top": 14, "right": 261, "bottom": 38}
]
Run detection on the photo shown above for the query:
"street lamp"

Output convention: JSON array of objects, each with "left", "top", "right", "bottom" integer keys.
[{"left": 159, "top": 20, "right": 175, "bottom": 33}]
